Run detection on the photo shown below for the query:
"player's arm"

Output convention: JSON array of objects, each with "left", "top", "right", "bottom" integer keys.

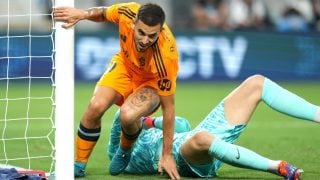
[
  {"left": 158, "top": 94, "right": 180, "bottom": 179},
  {"left": 53, "top": 6, "right": 108, "bottom": 29}
]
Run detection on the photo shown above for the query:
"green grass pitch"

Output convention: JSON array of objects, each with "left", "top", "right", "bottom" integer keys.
[
  {"left": 76, "top": 81, "right": 320, "bottom": 180},
  {"left": 1, "top": 81, "right": 320, "bottom": 179}
]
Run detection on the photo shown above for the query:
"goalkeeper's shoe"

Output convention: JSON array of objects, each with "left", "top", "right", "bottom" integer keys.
[
  {"left": 109, "top": 147, "right": 132, "bottom": 176},
  {"left": 74, "top": 161, "right": 86, "bottom": 177},
  {"left": 278, "top": 161, "right": 303, "bottom": 180}
]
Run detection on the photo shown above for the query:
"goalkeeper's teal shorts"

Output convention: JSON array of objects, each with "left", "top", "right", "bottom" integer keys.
[
  {"left": 172, "top": 101, "right": 247, "bottom": 177},
  {"left": 125, "top": 101, "right": 247, "bottom": 177}
]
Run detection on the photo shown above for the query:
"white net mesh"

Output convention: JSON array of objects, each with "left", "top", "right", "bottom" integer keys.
[{"left": 0, "top": 0, "right": 55, "bottom": 173}]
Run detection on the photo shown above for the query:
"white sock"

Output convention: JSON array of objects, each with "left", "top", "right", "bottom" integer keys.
[
  {"left": 268, "top": 160, "right": 281, "bottom": 174},
  {"left": 315, "top": 108, "right": 320, "bottom": 123}
]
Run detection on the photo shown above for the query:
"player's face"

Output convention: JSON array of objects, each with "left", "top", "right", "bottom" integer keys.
[{"left": 133, "top": 19, "right": 161, "bottom": 52}]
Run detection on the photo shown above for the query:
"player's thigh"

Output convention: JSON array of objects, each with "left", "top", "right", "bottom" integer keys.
[
  {"left": 91, "top": 85, "right": 122, "bottom": 111},
  {"left": 121, "top": 86, "right": 160, "bottom": 120},
  {"left": 224, "top": 74, "right": 264, "bottom": 125},
  {"left": 97, "top": 55, "right": 133, "bottom": 106}
]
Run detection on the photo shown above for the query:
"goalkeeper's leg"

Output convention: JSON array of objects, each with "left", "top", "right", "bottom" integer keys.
[
  {"left": 224, "top": 74, "right": 320, "bottom": 125},
  {"left": 142, "top": 116, "right": 191, "bottom": 133},
  {"left": 261, "top": 77, "right": 320, "bottom": 122},
  {"left": 181, "top": 131, "right": 303, "bottom": 179}
]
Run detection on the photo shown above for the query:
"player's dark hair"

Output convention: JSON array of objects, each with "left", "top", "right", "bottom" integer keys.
[{"left": 136, "top": 3, "right": 165, "bottom": 26}]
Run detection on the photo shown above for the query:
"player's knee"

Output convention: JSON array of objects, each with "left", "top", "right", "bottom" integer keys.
[
  {"left": 248, "top": 74, "right": 265, "bottom": 84},
  {"left": 119, "top": 106, "right": 137, "bottom": 125},
  {"left": 245, "top": 74, "right": 265, "bottom": 94},
  {"left": 190, "top": 131, "right": 214, "bottom": 151},
  {"left": 247, "top": 74, "right": 265, "bottom": 84},
  {"left": 87, "top": 99, "right": 108, "bottom": 117}
]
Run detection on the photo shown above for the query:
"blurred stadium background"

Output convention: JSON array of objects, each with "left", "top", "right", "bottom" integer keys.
[
  {"left": 1, "top": 0, "right": 320, "bottom": 179},
  {"left": 2, "top": 0, "right": 319, "bottom": 81}
]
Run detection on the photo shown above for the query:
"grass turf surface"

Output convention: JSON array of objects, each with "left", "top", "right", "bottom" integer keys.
[
  {"left": 76, "top": 81, "right": 320, "bottom": 180},
  {"left": 1, "top": 81, "right": 319, "bottom": 179}
]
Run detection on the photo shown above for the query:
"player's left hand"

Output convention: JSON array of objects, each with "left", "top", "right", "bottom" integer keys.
[{"left": 158, "top": 154, "right": 180, "bottom": 180}]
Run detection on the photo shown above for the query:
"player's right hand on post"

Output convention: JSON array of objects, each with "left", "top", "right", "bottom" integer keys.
[{"left": 53, "top": 7, "right": 87, "bottom": 29}]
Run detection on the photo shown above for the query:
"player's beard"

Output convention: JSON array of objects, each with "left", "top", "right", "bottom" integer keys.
[{"left": 135, "top": 41, "right": 152, "bottom": 52}]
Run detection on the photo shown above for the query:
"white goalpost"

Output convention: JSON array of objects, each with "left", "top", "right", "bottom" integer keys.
[
  {"left": 0, "top": 0, "right": 74, "bottom": 179},
  {"left": 54, "top": 0, "right": 74, "bottom": 179}
]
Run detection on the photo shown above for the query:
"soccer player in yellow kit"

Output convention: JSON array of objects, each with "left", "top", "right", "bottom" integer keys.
[{"left": 54, "top": 2, "right": 180, "bottom": 179}]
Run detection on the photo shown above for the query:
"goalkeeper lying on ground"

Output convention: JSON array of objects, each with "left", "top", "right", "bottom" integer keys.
[{"left": 107, "top": 74, "right": 320, "bottom": 180}]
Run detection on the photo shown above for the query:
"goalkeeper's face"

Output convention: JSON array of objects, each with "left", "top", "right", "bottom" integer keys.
[{"left": 133, "top": 19, "right": 161, "bottom": 52}]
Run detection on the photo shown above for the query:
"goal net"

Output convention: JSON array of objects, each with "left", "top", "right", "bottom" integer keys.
[{"left": 0, "top": 0, "right": 74, "bottom": 178}]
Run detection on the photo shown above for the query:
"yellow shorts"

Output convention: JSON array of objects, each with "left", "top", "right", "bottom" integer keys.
[{"left": 97, "top": 54, "right": 159, "bottom": 106}]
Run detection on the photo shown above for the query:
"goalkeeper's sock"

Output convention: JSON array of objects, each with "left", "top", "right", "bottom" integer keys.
[
  {"left": 142, "top": 116, "right": 180, "bottom": 130},
  {"left": 315, "top": 109, "right": 320, "bottom": 123},
  {"left": 120, "top": 126, "right": 142, "bottom": 150},
  {"left": 154, "top": 117, "right": 163, "bottom": 129},
  {"left": 76, "top": 123, "right": 101, "bottom": 162},
  {"left": 141, "top": 116, "right": 166, "bottom": 129},
  {"left": 209, "top": 138, "right": 270, "bottom": 171},
  {"left": 262, "top": 78, "right": 320, "bottom": 123},
  {"left": 142, "top": 116, "right": 191, "bottom": 133},
  {"left": 141, "top": 117, "right": 156, "bottom": 129}
]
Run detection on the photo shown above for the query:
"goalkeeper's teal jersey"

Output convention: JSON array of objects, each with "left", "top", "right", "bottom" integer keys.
[{"left": 124, "top": 128, "right": 162, "bottom": 174}]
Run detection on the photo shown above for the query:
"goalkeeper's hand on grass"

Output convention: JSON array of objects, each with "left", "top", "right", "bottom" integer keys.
[{"left": 158, "top": 154, "right": 180, "bottom": 180}]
